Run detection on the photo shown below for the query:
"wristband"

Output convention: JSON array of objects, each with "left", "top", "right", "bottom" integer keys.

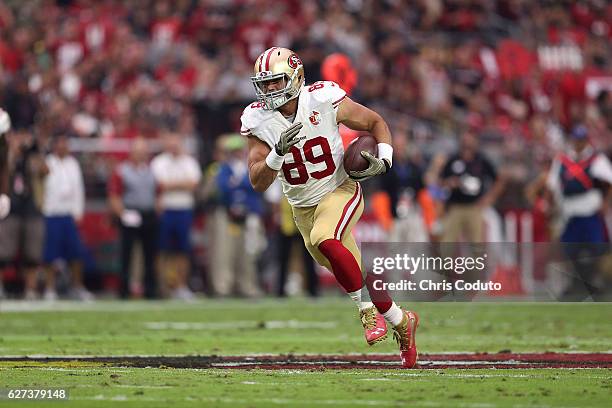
[
  {"left": 377, "top": 143, "right": 393, "bottom": 167},
  {"left": 265, "top": 149, "right": 284, "bottom": 171}
]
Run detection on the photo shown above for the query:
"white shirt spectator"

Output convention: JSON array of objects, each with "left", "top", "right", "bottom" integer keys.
[
  {"left": 151, "top": 152, "right": 201, "bottom": 210},
  {"left": 43, "top": 154, "right": 85, "bottom": 219}
]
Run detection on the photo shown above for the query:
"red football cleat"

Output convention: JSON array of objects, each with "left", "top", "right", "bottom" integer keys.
[
  {"left": 360, "top": 306, "right": 388, "bottom": 345},
  {"left": 392, "top": 310, "right": 419, "bottom": 368}
]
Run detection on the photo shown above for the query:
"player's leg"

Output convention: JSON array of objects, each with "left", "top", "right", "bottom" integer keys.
[
  {"left": 292, "top": 206, "right": 330, "bottom": 268},
  {"left": 42, "top": 216, "right": 61, "bottom": 301},
  {"left": 158, "top": 210, "right": 182, "bottom": 297},
  {"left": 345, "top": 234, "right": 419, "bottom": 367},
  {"left": 304, "top": 180, "right": 391, "bottom": 345},
  {"left": 140, "top": 213, "right": 158, "bottom": 299},
  {"left": 65, "top": 216, "right": 92, "bottom": 301},
  {"left": 313, "top": 179, "right": 419, "bottom": 366},
  {"left": 119, "top": 223, "right": 136, "bottom": 299},
  {"left": 294, "top": 205, "right": 381, "bottom": 327},
  {"left": 333, "top": 195, "right": 414, "bottom": 346},
  {"left": 171, "top": 209, "right": 194, "bottom": 300},
  {"left": 209, "top": 208, "right": 232, "bottom": 296},
  {"left": 24, "top": 215, "right": 45, "bottom": 300}
]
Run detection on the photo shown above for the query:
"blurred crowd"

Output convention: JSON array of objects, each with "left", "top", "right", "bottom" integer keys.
[
  {"left": 1, "top": 0, "right": 610, "bottom": 158},
  {"left": 0, "top": 0, "right": 611, "bottom": 300}
]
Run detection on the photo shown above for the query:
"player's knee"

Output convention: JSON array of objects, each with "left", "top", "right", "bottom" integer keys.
[{"left": 310, "top": 228, "right": 333, "bottom": 248}]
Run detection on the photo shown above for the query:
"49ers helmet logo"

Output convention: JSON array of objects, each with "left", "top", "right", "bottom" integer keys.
[{"left": 288, "top": 54, "right": 302, "bottom": 69}]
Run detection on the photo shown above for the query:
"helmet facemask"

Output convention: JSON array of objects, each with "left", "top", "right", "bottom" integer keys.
[{"left": 251, "top": 68, "right": 302, "bottom": 110}]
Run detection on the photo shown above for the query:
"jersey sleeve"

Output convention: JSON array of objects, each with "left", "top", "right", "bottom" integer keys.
[
  {"left": 240, "top": 103, "right": 258, "bottom": 138},
  {"left": 307, "top": 81, "right": 347, "bottom": 123},
  {"left": 240, "top": 102, "right": 275, "bottom": 149},
  {"left": 308, "top": 81, "right": 347, "bottom": 110}
]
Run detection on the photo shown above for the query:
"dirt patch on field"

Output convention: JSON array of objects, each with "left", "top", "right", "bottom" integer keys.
[{"left": 2, "top": 353, "right": 611, "bottom": 370}]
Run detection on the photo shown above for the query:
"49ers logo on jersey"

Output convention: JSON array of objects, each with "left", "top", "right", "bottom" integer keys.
[
  {"left": 288, "top": 54, "right": 302, "bottom": 69},
  {"left": 309, "top": 111, "right": 321, "bottom": 125}
]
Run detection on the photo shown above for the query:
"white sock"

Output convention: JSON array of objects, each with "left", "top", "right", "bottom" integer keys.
[
  {"left": 382, "top": 303, "right": 404, "bottom": 326},
  {"left": 347, "top": 289, "right": 374, "bottom": 311}
]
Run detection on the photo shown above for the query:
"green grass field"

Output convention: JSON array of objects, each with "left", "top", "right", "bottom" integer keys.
[{"left": 1, "top": 299, "right": 611, "bottom": 407}]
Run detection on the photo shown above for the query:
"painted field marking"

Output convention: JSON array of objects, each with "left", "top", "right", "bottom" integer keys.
[
  {"left": 0, "top": 299, "right": 349, "bottom": 313},
  {"left": 63, "top": 395, "right": 589, "bottom": 408},
  {"left": 143, "top": 320, "right": 338, "bottom": 330},
  {"left": 1, "top": 299, "right": 607, "bottom": 313}
]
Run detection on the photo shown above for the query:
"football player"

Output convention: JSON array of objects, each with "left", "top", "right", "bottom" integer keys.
[
  {"left": 0, "top": 108, "right": 11, "bottom": 220},
  {"left": 242, "top": 47, "right": 419, "bottom": 368}
]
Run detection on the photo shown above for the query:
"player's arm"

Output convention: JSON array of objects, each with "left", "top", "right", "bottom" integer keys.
[
  {"left": 336, "top": 97, "right": 391, "bottom": 145},
  {"left": 247, "top": 122, "right": 303, "bottom": 192},
  {"left": 247, "top": 136, "right": 278, "bottom": 193},
  {"left": 107, "top": 170, "right": 125, "bottom": 218},
  {"left": 336, "top": 97, "right": 393, "bottom": 180}
]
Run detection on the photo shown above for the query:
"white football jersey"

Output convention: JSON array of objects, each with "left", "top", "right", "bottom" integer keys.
[{"left": 241, "top": 81, "right": 348, "bottom": 207}]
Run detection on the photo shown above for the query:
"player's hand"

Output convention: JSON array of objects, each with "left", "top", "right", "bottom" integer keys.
[
  {"left": 0, "top": 108, "right": 10, "bottom": 135},
  {"left": 121, "top": 209, "right": 142, "bottom": 227},
  {"left": 0, "top": 194, "right": 10, "bottom": 219},
  {"left": 274, "top": 122, "right": 303, "bottom": 156},
  {"left": 348, "top": 151, "right": 390, "bottom": 181}
]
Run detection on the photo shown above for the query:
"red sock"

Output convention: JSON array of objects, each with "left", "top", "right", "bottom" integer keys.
[
  {"left": 318, "top": 239, "right": 363, "bottom": 293},
  {"left": 318, "top": 239, "right": 394, "bottom": 313},
  {"left": 365, "top": 272, "right": 393, "bottom": 313}
]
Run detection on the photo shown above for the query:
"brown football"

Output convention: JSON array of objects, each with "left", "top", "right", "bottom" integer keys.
[{"left": 343, "top": 135, "right": 377, "bottom": 172}]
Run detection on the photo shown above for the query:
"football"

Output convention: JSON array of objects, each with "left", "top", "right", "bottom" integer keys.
[{"left": 343, "top": 134, "right": 377, "bottom": 172}]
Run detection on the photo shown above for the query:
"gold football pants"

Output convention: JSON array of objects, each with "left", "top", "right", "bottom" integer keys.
[{"left": 292, "top": 179, "right": 364, "bottom": 272}]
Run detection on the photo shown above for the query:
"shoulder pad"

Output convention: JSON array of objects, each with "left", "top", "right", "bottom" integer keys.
[
  {"left": 306, "top": 81, "right": 347, "bottom": 106},
  {"left": 240, "top": 101, "right": 273, "bottom": 136}
]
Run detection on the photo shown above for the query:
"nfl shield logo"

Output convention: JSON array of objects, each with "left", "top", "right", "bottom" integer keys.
[{"left": 309, "top": 111, "right": 320, "bottom": 125}]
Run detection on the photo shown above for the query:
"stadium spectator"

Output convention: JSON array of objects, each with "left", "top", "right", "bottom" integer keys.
[
  {"left": 380, "top": 131, "right": 429, "bottom": 242},
  {"left": 440, "top": 131, "right": 504, "bottom": 242},
  {"left": 108, "top": 137, "right": 158, "bottom": 299},
  {"left": 0, "top": 129, "right": 47, "bottom": 300},
  {"left": 0, "top": 0, "right": 609, "bottom": 298},
  {"left": 547, "top": 124, "right": 612, "bottom": 300},
  {"left": 42, "top": 134, "right": 92, "bottom": 301},
  {"left": 151, "top": 132, "right": 201, "bottom": 300},
  {"left": 211, "top": 134, "right": 264, "bottom": 297}
]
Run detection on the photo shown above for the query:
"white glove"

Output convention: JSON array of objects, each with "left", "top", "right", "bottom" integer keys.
[
  {"left": 0, "top": 194, "right": 10, "bottom": 219},
  {"left": 0, "top": 109, "right": 11, "bottom": 135},
  {"left": 121, "top": 210, "right": 142, "bottom": 227},
  {"left": 348, "top": 151, "right": 390, "bottom": 181}
]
